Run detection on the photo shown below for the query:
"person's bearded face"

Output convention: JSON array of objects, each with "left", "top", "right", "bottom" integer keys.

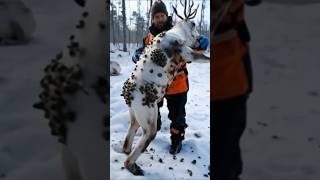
[{"left": 152, "top": 12, "right": 168, "bottom": 30}]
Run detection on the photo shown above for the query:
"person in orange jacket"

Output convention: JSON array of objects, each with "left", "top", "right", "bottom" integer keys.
[
  {"left": 211, "top": 0, "right": 261, "bottom": 179},
  {"left": 132, "top": 0, "right": 208, "bottom": 154}
]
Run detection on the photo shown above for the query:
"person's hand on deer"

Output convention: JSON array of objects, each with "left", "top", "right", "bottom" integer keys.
[
  {"left": 132, "top": 47, "right": 143, "bottom": 63},
  {"left": 197, "top": 35, "right": 209, "bottom": 50}
]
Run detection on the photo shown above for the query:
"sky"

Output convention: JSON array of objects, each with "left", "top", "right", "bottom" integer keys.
[{"left": 111, "top": 0, "right": 210, "bottom": 29}]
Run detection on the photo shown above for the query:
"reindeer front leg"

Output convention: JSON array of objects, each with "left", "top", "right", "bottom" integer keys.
[{"left": 61, "top": 146, "right": 83, "bottom": 180}]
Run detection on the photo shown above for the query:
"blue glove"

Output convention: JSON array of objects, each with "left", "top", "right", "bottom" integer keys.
[
  {"left": 132, "top": 51, "right": 141, "bottom": 63},
  {"left": 197, "top": 35, "right": 209, "bottom": 50}
]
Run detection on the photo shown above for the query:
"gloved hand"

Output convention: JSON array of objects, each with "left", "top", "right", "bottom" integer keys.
[
  {"left": 132, "top": 50, "right": 141, "bottom": 63},
  {"left": 197, "top": 35, "right": 209, "bottom": 50}
]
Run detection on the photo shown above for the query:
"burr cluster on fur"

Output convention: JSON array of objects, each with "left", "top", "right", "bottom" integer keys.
[
  {"left": 139, "top": 83, "right": 158, "bottom": 108},
  {"left": 150, "top": 48, "right": 167, "bottom": 67},
  {"left": 33, "top": 52, "right": 84, "bottom": 145},
  {"left": 121, "top": 79, "right": 136, "bottom": 106}
]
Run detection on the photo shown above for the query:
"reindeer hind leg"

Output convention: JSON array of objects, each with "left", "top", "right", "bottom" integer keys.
[
  {"left": 124, "top": 107, "right": 158, "bottom": 176},
  {"left": 123, "top": 108, "right": 140, "bottom": 154}
]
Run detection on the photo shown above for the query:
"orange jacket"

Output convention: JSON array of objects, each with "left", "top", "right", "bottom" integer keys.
[
  {"left": 211, "top": 1, "right": 249, "bottom": 101},
  {"left": 144, "top": 33, "right": 189, "bottom": 95}
]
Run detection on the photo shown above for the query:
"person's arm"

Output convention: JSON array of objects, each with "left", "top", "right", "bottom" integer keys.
[
  {"left": 132, "top": 47, "right": 144, "bottom": 64},
  {"left": 132, "top": 36, "right": 149, "bottom": 63}
]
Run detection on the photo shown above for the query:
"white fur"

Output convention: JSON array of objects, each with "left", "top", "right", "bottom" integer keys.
[{"left": 58, "top": 0, "right": 107, "bottom": 179}]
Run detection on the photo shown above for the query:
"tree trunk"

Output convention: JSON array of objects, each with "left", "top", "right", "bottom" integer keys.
[
  {"left": 199, "top": 0, "right": 206, "bottom": 34},
  {"left": 147, "top": 0, "right": 153, "bottom": 28},
  {"left": 122, "top": 0, "right": 127, "bottom": 51},
  {"left": 136, "top": 0, "right": 141, "bottom": 46},
  {"left": 110, "top": 3, "right": 116, "bottom": 45}
]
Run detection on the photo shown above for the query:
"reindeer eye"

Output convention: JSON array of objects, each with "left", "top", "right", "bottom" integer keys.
[{"left": 191, "top": 22, "right": 195, "bottom": 28}]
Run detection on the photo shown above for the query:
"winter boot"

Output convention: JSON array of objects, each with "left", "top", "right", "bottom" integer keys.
[
  {"left": 157, "top": 116, "right": 162, "bottom": 131},
  {"left": 157, "top": 101, "right": 163, "bottom": 131},
  {"left": 169, "top": 127, "right": 185, "bottom": 154},
  {"left": 157, "top": 109, "right": 162, "bottom": 131}
]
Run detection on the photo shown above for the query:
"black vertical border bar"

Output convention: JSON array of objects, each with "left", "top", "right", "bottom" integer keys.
[{"left": 105, "top": 0, "right": 111, "bottom": 179}]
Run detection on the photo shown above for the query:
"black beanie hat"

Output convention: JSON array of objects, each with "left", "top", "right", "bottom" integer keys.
[{"left": 151, "top": 0, "right": 168, "bottom": 18}]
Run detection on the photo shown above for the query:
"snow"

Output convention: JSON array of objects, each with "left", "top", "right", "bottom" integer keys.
[
  {"left": 110, "top": 44, "right": 210, "bottom": 179},
  {"left": 241, "top": 2, "right": 320, "bottom": 180}
]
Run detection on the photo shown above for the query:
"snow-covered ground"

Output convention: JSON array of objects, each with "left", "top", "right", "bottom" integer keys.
[
  {"left": 109, "top": 44, "right": 210, "bottom": 180},
  {"left": 242, "top": 2, "right": 320, "bottom": 180}
]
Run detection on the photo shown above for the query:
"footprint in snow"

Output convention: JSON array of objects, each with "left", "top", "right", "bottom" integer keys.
[
  {"left": 194, "top": 132, "right": 202, "bottom": 138},
  {"left": 256, "top": 121, "right": 268, "bottom": 127},
  {"left": 269, "top": 105, "right": 279, "bottom": 110},
  {"left": 308, "top": 91, "right": 319, "bottom": 97},
  {"left": 271, "top": 135, "right": 281, "bottom": 140},
  {"left": 111, "top": 141, "right": 125, "bottom": 153},
  {"left": 187, "top": 169, "right": 193, "bottom": 176}
]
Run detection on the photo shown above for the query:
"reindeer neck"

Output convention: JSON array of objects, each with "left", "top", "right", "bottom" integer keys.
[
  {"left": 63, "top": 0, "right": 106, "bottom": 84},
  {"left": 166, "top": 27, "right": 186, "bottom": 43}
]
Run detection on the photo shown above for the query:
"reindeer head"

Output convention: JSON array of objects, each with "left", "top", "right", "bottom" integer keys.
[{"left": 172, "top": 0, "right": 200, "bottom": 48}]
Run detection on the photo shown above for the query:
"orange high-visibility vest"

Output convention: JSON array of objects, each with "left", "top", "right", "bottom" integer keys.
[
  {"left": 211, "top": 36, "right": 248, "bottom": 101},
  {"left": 144, "top": 32, "right": 189, "bottom": 95},
  {"left": 211, "top": 2, "right": 249, "bottom": 101}
]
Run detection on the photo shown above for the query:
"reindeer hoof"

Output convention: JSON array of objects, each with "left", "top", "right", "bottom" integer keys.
[{"left": 125, "top": 163, "right": 144, "bottom": 176}]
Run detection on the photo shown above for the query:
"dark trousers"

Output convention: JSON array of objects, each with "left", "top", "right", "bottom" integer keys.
[
  {"left": 157, "top": 92, "right": 188, "bottom": 131},
  {"left": 211, "top": 95, "right": 248, "bottom": 180}
]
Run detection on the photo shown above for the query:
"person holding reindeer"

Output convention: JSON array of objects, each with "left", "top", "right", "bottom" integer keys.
[{"left": 132, "top": 0, "right": 209, "bottom": 155}]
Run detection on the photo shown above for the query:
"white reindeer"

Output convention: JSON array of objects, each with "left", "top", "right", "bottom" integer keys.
[
  {"left": 121, "top": 0, "right": 206, "bottom": 175},
  {"left": 33, "top": 0, "right": 108, "bottom": 179}
]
